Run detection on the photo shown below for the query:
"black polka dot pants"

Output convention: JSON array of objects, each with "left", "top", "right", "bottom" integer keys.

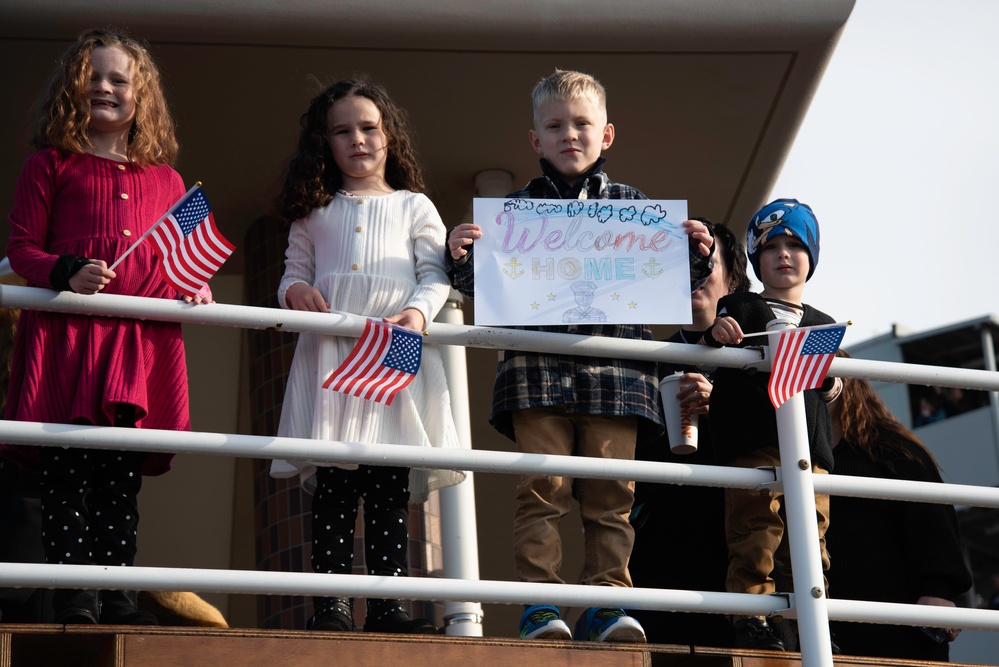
[
  {"left": 311, "top": 465, "right": 411, "bottom": 579},
  {"left": 39, "top": 447, "right": 144, "bottom": 567}
]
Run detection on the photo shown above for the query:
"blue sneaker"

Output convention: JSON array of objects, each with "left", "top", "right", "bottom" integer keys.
[
  {"left": 575, "top": 607, "right": 646, "bottom": 643},
  {"left": 518, "top": 605, "right": 571, "bottom": 640}
]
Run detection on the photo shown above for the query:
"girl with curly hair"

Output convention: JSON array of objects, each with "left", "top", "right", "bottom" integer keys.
[
  {"left": 269, "top": 78, "right": 464, "bottom": 634},
  {"left": 2, "top": 27, "right": 210, "bottom": 626}
]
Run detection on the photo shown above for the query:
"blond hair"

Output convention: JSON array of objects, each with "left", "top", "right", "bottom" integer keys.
[
  {"left": 531, "top": 69, "right": 607, "bottom": 127},
  {"left": 31, "top": 27, "right": 179, "bottom": 167}
]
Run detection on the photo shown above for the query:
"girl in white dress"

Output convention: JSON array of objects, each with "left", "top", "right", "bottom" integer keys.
[{"left": 270, "top": 78, "right": 464, "bottom": 634}]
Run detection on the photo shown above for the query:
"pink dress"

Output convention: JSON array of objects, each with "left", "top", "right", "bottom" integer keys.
[{"left": 2, "top": 149, "right": 192, "bottom": 475}]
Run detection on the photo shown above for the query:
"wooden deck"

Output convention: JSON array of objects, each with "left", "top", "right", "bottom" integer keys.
[{"left": 0, "top": 625, "right": 972, "bottom": 667}]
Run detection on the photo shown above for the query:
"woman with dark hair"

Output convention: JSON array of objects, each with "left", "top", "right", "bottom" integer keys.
[
  {"left": 826, "top": 352, "right": 972, "bottom": 660},
  {"left": 628, "top": 219, "right": 751, "bottom": 647}
]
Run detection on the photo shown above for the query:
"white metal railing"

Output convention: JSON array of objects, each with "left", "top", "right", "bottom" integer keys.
[
  {"left": 1, "top": 420, "right": 996, "bottom": 508},
  {"left": 435, "top": 299, "right": 484, "bottom": 635},
  {"left": 1, "top": 285, "right": 999, "bottom": 667},
  {"left": 1, "top": 285, "right": 995, "bottom": 389}
]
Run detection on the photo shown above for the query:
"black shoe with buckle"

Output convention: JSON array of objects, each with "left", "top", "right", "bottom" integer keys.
[
  {"left": 734, "top": 618, "right": 786, "bottom": 650},
  {"left": 53, "top": 589, "right": 99, "bottom": 625},
  {"left": 308, "top": 597, "right": 354, "bottom": 632},
  {"left": 100, "top": 590, "right": 159, "bottom": 625},
  {"left": 364, "top": 599, "right": 437, "bottom": 634}
]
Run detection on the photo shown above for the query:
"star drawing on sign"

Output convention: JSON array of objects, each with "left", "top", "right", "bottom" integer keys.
[
  {"left": 628, "top": 301, "right": 638, "bottom": 309},
  {"left": 547, "top": 293, "right": 556, "bottom": 301},
  {"left": 530, "top": 301, "right": 540, "bottom": 310}
]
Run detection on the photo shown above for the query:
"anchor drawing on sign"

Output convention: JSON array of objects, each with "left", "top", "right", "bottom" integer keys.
[
  {"left": 642, "top": 257, "right": 664, "bottom": 279},
  {"left": 504, "top": 257, "right": 525, "bottom": 279}
]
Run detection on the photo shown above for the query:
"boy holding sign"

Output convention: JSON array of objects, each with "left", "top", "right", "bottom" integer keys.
[{"left": 446, "top": 69, "right": 713, "bottom": 642}]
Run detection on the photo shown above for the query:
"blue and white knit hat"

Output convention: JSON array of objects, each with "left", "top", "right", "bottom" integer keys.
[{"left": 746, "top": 198, "right": 820, "bottom": 282}]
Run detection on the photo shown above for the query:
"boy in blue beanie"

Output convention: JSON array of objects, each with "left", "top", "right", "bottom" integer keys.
[{"left": 700, "top": 199, "right": 842, "bottom": 650}]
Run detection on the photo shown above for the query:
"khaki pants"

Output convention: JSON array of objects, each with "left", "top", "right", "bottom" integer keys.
[
  {"left": 510, "top": 407, "right": 637, "bottom": 588},
  {"left": 724, "top": 447, "right": 830, "bottom": 616}
]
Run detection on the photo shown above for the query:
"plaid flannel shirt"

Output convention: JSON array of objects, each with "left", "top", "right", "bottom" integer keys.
[{"left": 447, "top": 169, "right": 711, "bottom": 440}]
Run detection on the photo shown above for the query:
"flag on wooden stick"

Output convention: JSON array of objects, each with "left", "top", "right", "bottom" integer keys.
[
  {"left": 323, "top": 319, "right": 422, "bottom": 405},
  {"left": 110, "top": 183, "right": 234, "bottom": 297},
  {"left": 146, "top": 185, "right": 234, "bottom": 297},
  {"left": 768, "top": 323, "right": 846, "bottom": 408}
]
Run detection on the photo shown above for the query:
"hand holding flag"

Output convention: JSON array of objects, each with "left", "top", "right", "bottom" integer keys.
[
  {"left": 767, "top": 323, "right": 847, "bottom": 409},
  {"left": 110, "top": 184, "right": 235, "bottom": 298},
  {"left": 323, "top": 319, "right": 423, "bottom": 405}
]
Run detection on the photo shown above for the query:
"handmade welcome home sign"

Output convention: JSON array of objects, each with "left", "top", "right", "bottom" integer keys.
[{"left": 472, "top": 197, "right": 690, "bottom": 326}]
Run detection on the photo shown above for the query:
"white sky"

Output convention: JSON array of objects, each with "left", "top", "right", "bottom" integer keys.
[{"left": 766, "top": 0, "right": 999, "bottom": 347}]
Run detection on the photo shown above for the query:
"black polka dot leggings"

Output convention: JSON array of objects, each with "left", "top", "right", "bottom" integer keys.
[
  {"left": 311, "top": 465, "right": 411, "bottom": 579},
  {"left": 39, "top": 446, "right": 145, "bottom": 567}
]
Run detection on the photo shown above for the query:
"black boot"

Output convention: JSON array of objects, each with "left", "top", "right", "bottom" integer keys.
[
  {"left": 364, "top": 599, "right": 437, "bottom": 634},
  {"left": 734, "top": 617, "right": 786, "bottom": 650},
  {"left": 308, "top": 597, "right": 354, "bottom": 631},
  {"left": 53, "top": 589, "right": 99, "bottom": 625},
  {"left": 99, "top": 590, "right": 159, "bottom": 625}
]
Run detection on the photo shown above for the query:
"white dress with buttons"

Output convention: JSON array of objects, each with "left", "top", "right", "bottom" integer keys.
[{"left": 269, "top": 190, "right": 465, "bottom": 503}]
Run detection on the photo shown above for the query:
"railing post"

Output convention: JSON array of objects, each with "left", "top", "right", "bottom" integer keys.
[
  {"left": 980, "top": 326, "right": 999, "bottom": 474},
  {"left": 770, "top": 325, "right": 834, "bottom": 667},
  {"left": 436, "top": 291, "right": 485, "bottom": 636}
]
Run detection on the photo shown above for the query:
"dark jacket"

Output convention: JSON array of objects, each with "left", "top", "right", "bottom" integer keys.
[
  {"left": 827, "top": 434, "right": 972, "bottom": 660},
  {"left": 703, "top": 291, "right": 836, "bottom": 470}
]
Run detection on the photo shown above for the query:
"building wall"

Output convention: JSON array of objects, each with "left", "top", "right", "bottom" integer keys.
[{"left": 0, "top": 4, "right": 853, "bottom": 636}]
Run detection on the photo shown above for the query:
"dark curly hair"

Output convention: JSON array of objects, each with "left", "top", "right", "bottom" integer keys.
[{"left": 276, "top": 77, "right": 426, "bottom": 223}]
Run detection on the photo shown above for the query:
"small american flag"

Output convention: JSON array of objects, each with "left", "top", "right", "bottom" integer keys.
[
  {"left": 323, "top": 319, "right": 423, "bottom": 405},
  {"left": 148, "top": 185, "right": 234, "bottom": 297},
  {"left": 768, "top": 324, "right": 846, "bottom": 409}
]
